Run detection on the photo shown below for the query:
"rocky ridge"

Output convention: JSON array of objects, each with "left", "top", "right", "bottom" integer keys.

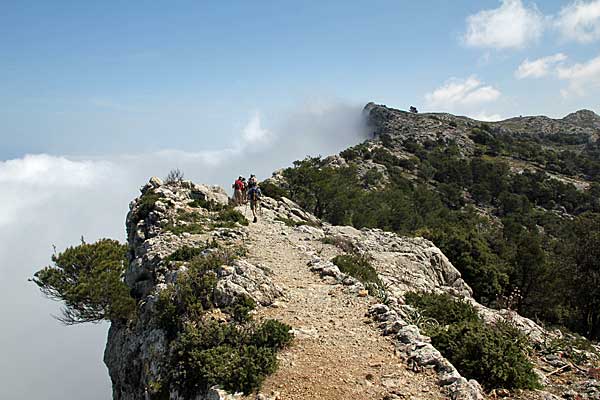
[{"left": 104, "top": 178, "right": 599, "bottom": 400}]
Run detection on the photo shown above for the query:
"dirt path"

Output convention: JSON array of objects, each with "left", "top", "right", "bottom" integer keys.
[{"left": 240, "top": 214, "right": 447, "bottom": 400}]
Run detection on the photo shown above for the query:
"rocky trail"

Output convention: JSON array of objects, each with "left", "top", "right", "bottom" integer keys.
[{"left": 237, "top": 206, "right": 446, "bottom": 400}]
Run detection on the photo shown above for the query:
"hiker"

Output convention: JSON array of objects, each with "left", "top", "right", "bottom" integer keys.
[
  {"left": 248, "top": 174, "right": 258, "bottom": 189},
  {"left": 232, "top": 176, "right": 244, "bottom": 205},
  {"left": 241, "top": 177, "right": 248, "bottom": 203},
  {"left": 247, "top": 179, "right": 261, "bottom": 223}
]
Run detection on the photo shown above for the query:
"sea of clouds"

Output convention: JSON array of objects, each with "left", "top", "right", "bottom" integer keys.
[{"left": 0, "top": 102, "right": 369, "bottom": 399}]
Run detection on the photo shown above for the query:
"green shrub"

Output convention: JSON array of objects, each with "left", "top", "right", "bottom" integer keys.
[
  {"left": 136, "top": 192, "right": 162, "bottom": 221},
  {"left": 165, "top": 222, "right": 205, "bottom": 235},
  {"left": 331, "top": 254, "right": 381, "bottom": 289},
  {"left": 274, "top": 216, "right": 321, "bottom": 228},
  {"left": 213, "top": 209, "right": 249, "bottom": 228},
  {"left": 155, "top": 248, "right": 246, "bottom": 335},
  {"left": 225, "top": 295, "right": 256, "bottom": 323},
  {"left": 406, "top": 292, "right": 539, "bottom": 390},
  {"left": 431, "top": 320, "right": 539, "bottom": 390},
  {"left": 32, "top": 239, "right": 136, "bottom": 324},
  {"left": 169, "top": 319, "right": 291, "bottom": 396},
  {"left": 165, "top": 241, "right": 220, "bottom": 262},
  {"left": 163, "top": 210, "right": 206, "bottom": 235},
  {"left": 260, "top": 181, "right": 288, "bottom": 201},
  {"left": 190, "top": 198, "right": 227, "bottom": 212},
  {"left": 404, "top": 292, "right": 479, "bottom": 326}
]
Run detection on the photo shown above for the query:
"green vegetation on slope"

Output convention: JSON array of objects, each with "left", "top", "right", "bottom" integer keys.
[
  {"left": 153, "top": 248, "right": 292, "bottom": 397},
  {"left": 405, "top": 292, "right": 539, "bottom": 391},
  {"left": 263, "top": 135, "right": 600, "bottom": 339}
]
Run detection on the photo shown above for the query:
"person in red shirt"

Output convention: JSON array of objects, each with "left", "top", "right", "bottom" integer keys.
[{"left": 232, "top": 176, "right": 244, "bottom": 205}]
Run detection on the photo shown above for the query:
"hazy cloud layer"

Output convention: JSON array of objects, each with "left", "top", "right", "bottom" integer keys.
[
  {"left": 0, "top": 102, "right": 369, "bottom": 400},
  {"left": 463, "top": 0, "right": 544, "bottom": 49}
]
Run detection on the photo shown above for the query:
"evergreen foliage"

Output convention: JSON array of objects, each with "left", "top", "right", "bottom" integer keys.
[
  {"left": 154, "top": 248, "right": 292, "bottom": 396},
  {"left": 32, "top": 239, "right": 136, "bottom": 324},
  {"left": 271, "top": 136, "right": 600, "bottom": 339},
  {"left": 406, "top": 292, "right": 539, "bottom": 390},
  {"left": 331, "top": 254, "right": 382, "bottom": 289}
]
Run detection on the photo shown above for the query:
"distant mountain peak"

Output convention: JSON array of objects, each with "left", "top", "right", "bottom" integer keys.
[{"left": 562, "top": 109, "right": 600, "bottom": 129}]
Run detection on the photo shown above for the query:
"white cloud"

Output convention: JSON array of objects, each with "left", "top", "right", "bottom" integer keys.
[
  {"left": 470, "top": 112, "right": 504, "bottom": 121},
  {"left": 425, "top": 76, "right": 501, "bottom": 110},
  {"left": 557, "top": 54, "right": 600, "bottom": 95},
  {"left": 555, "top": 0, "right": 600, "bottom": 43},
  {"left": 463, "top": 0, "right": 544, "bottom": 49},
  {"left": 242, "top": 111, "right": 272, "bottom": 145},
  {"left": 0, "top": 101, "right": 369, "bottom": 400},
  {"left": 515, "top": 53, "right": 568, "bottom": 79}
]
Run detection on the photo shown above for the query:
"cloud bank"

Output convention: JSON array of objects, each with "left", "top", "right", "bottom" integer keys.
[{"left": 0, "top": 101, "right": 369, "bottom": 400}]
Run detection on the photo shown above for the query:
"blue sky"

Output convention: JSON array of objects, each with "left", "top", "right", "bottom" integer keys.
[
  {"left": 1, "top": 1, "right": 600, "bottom": 399},
  {"left": 2, "top": 0, "right": 599, "bottom": 159}
]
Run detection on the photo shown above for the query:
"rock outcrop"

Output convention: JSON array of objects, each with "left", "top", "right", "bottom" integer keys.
[{"left": 104, "top": 179, "right": 283, "bottom": 400}]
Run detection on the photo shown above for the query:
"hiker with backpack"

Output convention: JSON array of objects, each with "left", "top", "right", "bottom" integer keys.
[
  {"left": 248, "top": 174, "right": 258, "bottom": 189},
  {"left": 232, "top": 176, "right": 244, "bottom": 206},
  {"left": 247, "top": 174, "right": 261, "bottom": 223}
]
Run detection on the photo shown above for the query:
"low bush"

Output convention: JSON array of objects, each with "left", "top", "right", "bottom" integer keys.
[
  {"left": 166, "top": 245, "right": 210, "bottom": 262},
  {"left": 136, "top": 191, "right": 162, "bottom": 222},
  {"left": 213, "top": 209, "right": 249, "bottom": 228},
  {"left": 165, "top": 240, "right": 221, "bottom": 263},
  {"left": 165, "top": 222, "right": 205, "bottom": 235},
  {"left": 404, "top": 292, "right": 479, "bottom": 326},
  {"left": 331, "top": 254, "right": 381, "bottom": 290},
  {"left": 154, "top": 247, "right": 292, "bottom": 397},
  {"left": 164, "top": 168, "right": 184, "bottom": 184},
  {"left": 164, "top": 210, "right": 205, "bottom": 235},
  {"left": 405, "top": 292, "right": 539, "bottom": 391},
  {"left": 260, "top": 181, "right": 288, "bottom": 201},
  {"left": 431, "top": 320, "right": 539, "bottom": 390},
  {"left": 190, "top": 198, "right": 227, "bottom": 212},
  {"left": 170, "top": 319, "right": 292, "bottom": 396}
]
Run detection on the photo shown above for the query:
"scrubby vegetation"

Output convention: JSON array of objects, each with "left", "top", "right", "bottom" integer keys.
[
  {"left": 134, "top": 191, "right": 163, "bottom": 222},
  {"left": 405, "top": 292, "right": 539, "bottom": 390},
  {"left": 189, "top": 198, "right": 228, "bottom": 211},
  {"left": 270, "top": 137, "right": 600, "bottom": 340},
  {"left": 274, "top": 216, "right": 320, "bottom": 228},
  {"left": 32, "top": 239, "right": 136, "bottom": 324},
  {"left": 154, "top": 248, "right": 292, "bottom": 396},
  {"left": 331, "top": 254, "right": 382, "bottom": 291},
  {"left": 164, "top": 168, "right": 185, "bottom": 184},
  {"left": 212, "top": 208, "right": 249, "bottom": 228}
]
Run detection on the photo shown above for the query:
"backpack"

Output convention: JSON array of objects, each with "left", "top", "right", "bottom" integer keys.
[
  {"left": 248, "top": 187, "right": 261, "bottom": 202},
  {"left": 234, "top": 180, "right": 244, "bottom": 190}
]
